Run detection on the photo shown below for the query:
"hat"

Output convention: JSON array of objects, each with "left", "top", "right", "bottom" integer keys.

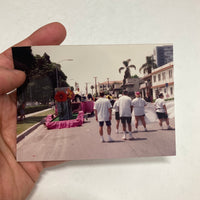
[
  {"left": 135, "top": 92, "right": 140, "bottom": 96},
  {"left": 118, "top": 94, "right": 122, "bottom": 98}
]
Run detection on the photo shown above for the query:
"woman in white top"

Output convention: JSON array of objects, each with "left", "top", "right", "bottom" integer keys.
[
  {"left": 154, "top": 93, "right": 172, "bottom": 130},
  {"left": 132, "top": 92, "right": 147, "bottom": 132}
]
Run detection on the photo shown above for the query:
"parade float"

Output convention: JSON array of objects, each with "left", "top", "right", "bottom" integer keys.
[{"left": 45, "top": 87, "right": 94, "bottom": 129}]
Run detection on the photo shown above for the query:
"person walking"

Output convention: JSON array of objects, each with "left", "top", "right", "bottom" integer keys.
[
  {"left": 132, "top": 92, "right": 148, "bottom": 132},
  {"left": 94, "top": 91, "right": 113, "bottom": 142},
  {"left": 112, "top": 94, "right": 122, "bottom": 133},
  {"left": 118, "top": 91, "right": 134, "bottom": 140},
  {"left": 154, "top": 93, "right": 173, "bottom": 130}
]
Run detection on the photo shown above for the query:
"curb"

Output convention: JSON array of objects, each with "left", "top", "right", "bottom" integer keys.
[{"left": 17, "top": 121, "right": 43, "bottom": 143}]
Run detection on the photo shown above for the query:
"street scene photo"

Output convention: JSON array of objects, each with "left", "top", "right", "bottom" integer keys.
[{"left": 12, "top": 44, "right": 175, "bottom": 161}]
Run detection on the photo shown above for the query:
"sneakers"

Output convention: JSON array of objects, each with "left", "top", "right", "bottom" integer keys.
[
  {"left": 108, "top": 136, "right": 114, "bottom": 142},
  {"left": 122, "top": 134, "right": 127, "bottom": 140},
  {"left": 100, "top": 137, "right": 105, "bottom": 143},
  {"left": 128, "top": 134, "right": 134, "bottom": 140},
  {"left": 122, "top": 133, "right": 134, "bottom": 140},
  {"left": 167, "top": 126, "right": 173, "bottom": 130},
  {"left": 144, "top": 128, "right": 148, "bottom": 132}
]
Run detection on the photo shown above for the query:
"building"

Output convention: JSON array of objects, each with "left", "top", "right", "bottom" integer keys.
[
  {"left": 97, "top": 80, "right": 123, "bottom": 97},
  {"left": 154, "top": 45, "right": 173, "bottom": 67},
  {"left": 139, "top": 45, "right": 174, "bottom": 101},
  {"left": 151, "top": 62, "right": 174, "bottom": 100}
]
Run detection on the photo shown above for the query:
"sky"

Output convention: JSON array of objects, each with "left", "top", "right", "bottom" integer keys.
[{"left": 32, "top": 44, "right": 170, "bottom": 94}]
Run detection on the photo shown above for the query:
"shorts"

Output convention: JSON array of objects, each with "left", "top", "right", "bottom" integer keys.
[
  {"left": 156, "top": 112, "right": 168, "bottom": 119},
  {"left": 135, "top": 114, "right": 145, "bottom": 117},
  {"left": 115, "top": 112, "right": 120, "bottom": 120},
  {"left": 120, "top": 117, "right": 132, "bottom": 124},
  {"left": 99, "top": 121, "right": 111, "bottom": 127}
]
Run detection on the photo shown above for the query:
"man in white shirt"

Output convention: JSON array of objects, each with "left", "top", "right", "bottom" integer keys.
[
  {"left": 117, "top": 91, "right": 134, "bottom": 140},
  {"left": 154, "top": 93, "right": 173, "bottom": 130},
  {"left": 94, "top": 91, "right": 113, "bottom": 142},
  {"left": 132, "top": 92, "right": 148, "bottom": 132}
]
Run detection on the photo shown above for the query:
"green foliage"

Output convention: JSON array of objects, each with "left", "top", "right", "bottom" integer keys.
[
  {"left": 13, "top": 47, "right": 69, "bottom": 104},
  {"left": 17, "top": 109, "right": 54, "bottom": 135},
  {"left": 131, "top": 74, "right": 139, "bottom": 78},
  {"left": 23, "top": 105, "right": 50, "bottom": 115}
]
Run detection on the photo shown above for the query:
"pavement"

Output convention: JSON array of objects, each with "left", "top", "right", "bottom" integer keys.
[{"left": 17, "top": 112, "right": 176, "bottom": 162}]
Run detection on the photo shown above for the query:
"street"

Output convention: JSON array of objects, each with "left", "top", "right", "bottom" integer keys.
[{"left": 17, "top": 112, "right": 175, "bottom": 161}]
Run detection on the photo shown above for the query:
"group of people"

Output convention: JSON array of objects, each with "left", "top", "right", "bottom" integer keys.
[{"left": 94, "top": 91, "right": 173, "bottom": 143}]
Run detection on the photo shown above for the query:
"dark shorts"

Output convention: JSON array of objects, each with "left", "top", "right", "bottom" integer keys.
[
  {"left": 115, "top": 112, "right": 120, "bottom": 120},
  {"left": 156, "top": 112, "right": 168, "bottom": 119},
  {"left": 135, "top": 114, "right": 145, "bottom": 117},
  {"left": 99, "top": 121, "right": 111, "bottom": 127},
  {"left": 120, "top": 117, "right": 132, "bottom": 124}
]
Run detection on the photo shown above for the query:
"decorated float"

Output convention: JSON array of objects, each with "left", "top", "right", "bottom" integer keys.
[{"left": 45, "top": 87, "right": 94, "bottom": 129}]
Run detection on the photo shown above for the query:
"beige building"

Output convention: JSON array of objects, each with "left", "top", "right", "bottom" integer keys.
[{"left": 151, "top": 62, "right": 174, "bottom": 100}]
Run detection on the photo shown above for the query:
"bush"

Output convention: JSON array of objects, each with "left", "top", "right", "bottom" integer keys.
[{"left": 24, "top": 105, "right": 50, "bottom": 115}]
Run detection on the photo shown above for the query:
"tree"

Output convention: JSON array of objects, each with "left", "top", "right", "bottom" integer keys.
[
  {"left": 12, "top": 47, "right": 69, "bottom": 104},
  {"left": 119, "top": 59, "right": 136, "bottom": 86},
  {"left": 131, "top": 74, "right": 139, "bottom": 78},
  {"left": 90, "top": 85, "right": 94, "bottom": 95},
  {"left": 139, "top": 56, "right": 157, "bottom": 74}
]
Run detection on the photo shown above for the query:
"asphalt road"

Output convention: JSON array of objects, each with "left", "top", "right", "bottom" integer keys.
[{"left": 17, "top": 113, "right": 175, "bottom": 162}]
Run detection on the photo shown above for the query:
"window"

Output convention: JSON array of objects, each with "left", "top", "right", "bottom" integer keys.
[
  {"left": 169, "top": 70, "right": 173, "bottom": 78},
  {"left": 158, "top": 74, "right": 161, "bottom": 81},
  {"left": 153, "top": 75, "right": 156, "bottom": 82},
  {"left": 162, "top": 72, "right": 166, "bottom": 80},
  {"left": 170, "top": 87, "right": 173, "bottom": 95}
]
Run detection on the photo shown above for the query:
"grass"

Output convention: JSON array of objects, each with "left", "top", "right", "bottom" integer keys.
[{"left": 17, "top": 109, "right": 54, "bottom": 135}]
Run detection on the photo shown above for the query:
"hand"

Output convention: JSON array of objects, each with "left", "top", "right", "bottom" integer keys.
[{"left": 0, "top": 22, "right": 66, "bottom": 200}]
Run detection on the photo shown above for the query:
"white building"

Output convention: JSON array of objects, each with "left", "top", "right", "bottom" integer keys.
[
  {"left": 151, "top": 62, "right": 174, "bottom": 100},
  {"left": 97, "top": 81, "right": 122, "bottom": 97}
]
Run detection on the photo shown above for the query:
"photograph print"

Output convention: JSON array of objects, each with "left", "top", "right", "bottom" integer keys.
[{"left": 12, "top": 44, "right": 175, "bottom": 162}]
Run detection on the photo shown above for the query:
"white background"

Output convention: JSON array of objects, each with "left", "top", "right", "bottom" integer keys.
[{"left": 1, "top": 0, "right": 200, "bottom": 199}]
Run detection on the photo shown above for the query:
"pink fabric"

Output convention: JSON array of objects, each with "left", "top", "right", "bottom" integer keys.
[
  {"left": 81, "top": 101, "right": 94, "bottom": 113},
  {"left": 45, "top": 111, "right": 84, "bottom": 129}
]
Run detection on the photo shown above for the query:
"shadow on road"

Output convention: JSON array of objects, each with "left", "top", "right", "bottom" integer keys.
[
  {"left": 105, "top": 140, "right": 125, "bottom": 143},
  {"left": 129, "top": 137, "right": 147, "bottom": 141}
]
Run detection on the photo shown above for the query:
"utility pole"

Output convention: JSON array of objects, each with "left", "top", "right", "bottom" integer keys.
[
  {"left": 85, "top": 82, "right": 88, "bottom": 96},
  {"left": 107, "top": 78, "right": 110, "bottom": 91},
  {"left": 94, "top": 76, "right": 97, "bottom": 97}
]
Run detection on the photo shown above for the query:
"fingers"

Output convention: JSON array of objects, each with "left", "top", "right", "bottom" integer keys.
[
  {"left": 0, "top": 22, "right": 66, "bottom": 94},
  {"left": 2, "top": 22, "right": 67, "bottom": 60},
  {"left": 0, "top": 67, "right": 26, "bottom": 95}
]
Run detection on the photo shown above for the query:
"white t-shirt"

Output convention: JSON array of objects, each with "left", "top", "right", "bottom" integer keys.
[
  {"left": 94, "top": 97, "right": 112, "bottom": 121},
  {"left": 112, "top": 99, "right": 119, "bottom": 112},
  {"left": 117, "top": 95, "right": 133, "bottom": 117},
  {"left": 132, "top": 97, "right": 147, "bottom": 116},
  {"left": 154, "top": 98, "right": 166, "bottom": 113}
]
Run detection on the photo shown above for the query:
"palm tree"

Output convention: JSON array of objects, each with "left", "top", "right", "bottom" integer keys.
[
  {"left": 139, "top": 56, "right": 157, "bottom": 74},
  {"left": 90, "top": 85, "right": 94, "bottom": 95},
  {"left": 119, "top": 59, "right": 136, "bottom": 86}
]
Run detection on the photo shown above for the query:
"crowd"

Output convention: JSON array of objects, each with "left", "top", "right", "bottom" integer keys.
[{"left": 94, "top": 91, "right": 173, "bottom": 142}]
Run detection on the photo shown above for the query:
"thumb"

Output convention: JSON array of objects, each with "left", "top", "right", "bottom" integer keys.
[{"left": 0, "top": 67, "right": 26, "bottom": 95}]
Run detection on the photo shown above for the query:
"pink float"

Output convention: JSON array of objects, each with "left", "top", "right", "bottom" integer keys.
[{"left": 45, "top": 111, "right": 84, "bottom": 129}]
